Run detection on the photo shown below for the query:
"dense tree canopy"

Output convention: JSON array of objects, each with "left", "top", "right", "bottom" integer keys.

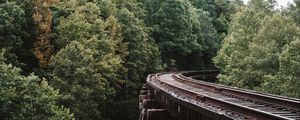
[
  {"left": 214, "top": 0, "right": 300, "bottom": 98},
  {"left": 0, "top": 50, "right": 74, "bottom": 120},
  {"left": 1, "top": 0, "right": 299, "bottom": 119},
  {"left": 33, "top": 0, "right": 54, "bottom": 68},
  {"left": 50, "top": 1, "right": 126, "bottom": 119},
  {"left": 50, "top": 42, "right": 110, "bottom": 119},
  {"left": 289, "top": 0, "right": 300, "bottom": 24},
  {"left": 116, "top": 3, "right": 161, "bottom": 96},
  {"left": 141, "top": 0, "right": 220, "bottom": 70},
  {"left": 0, "top": 2, "right": 26, "bottom": 66}
]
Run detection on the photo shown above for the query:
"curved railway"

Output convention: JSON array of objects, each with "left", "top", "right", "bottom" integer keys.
[{"left": 139, "top": 71, "right": 300, "bottom": 120}]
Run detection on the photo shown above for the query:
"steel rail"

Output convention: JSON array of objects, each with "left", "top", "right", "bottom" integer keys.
[
  {"left": 145, "top": 71, "right": 300, "bottom": 120},
  {"left": 180, "top": 71, "right": 300, "bottom": 102},
  {"left": 161, "top": 74, "right": 293, "bottom": 119},
  {"left": 175, "top": 72, "right": 300, "bottom": 110},
  {"left": 147, "top": 74, "right": 233, "bottom": 120}
]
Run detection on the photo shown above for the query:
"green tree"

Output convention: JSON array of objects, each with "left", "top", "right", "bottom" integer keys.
[
  {"left": 50, "top": 41, "right": 109, "bottom": 119},
  {"left": 288, "top": 0, "right": 300, "bottom": 24},
  {"left": 188, "top": 0, "right": 216, "bottom": 17},
  {"left": 261, "top": 39, "right": 300, "bottom": 98},
  {"left": 248, "top": 0, "right": 276, "bottom": 11},
  {"left": 213, "top": 0, "right": 236, "bottom": 34},
  {"left": 188, "top": 0, "right": 239, "bottom": 36},
  {"left": 117, "top": 7, "right": 161, "bottom": 96},
  {"left": 213, "top": 2, "right": 272, "bottom": 88},
  {"left": 55, "top": 2, "right": 106, "bottom": 49},
  {"left": 0, "top": 0, "right": 41, "bottom": 73},
  {"left": 277, "top": 39, "right": 300, "bottom": 98},
  {"left": 0, "top": 2, "right": 26, "bottom": 66},
  {"left": 142, "top": 0, "right": 219, "bottom": 70},
  {"left": 0, "top": 50, "right": 74, "bottom": 120},
  {"left": 255, "top": 14, "right": 300, "bottom": 97},
  {"left": 214, "top": 0, "right": 300, "bottom": 98},
  {"left": 139, "top": 0, "right": 162, "bottom": 25},
  {"left": 51, "top": 1, "right": 125, "bottom": 119}
]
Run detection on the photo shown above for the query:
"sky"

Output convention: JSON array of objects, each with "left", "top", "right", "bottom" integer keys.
[{"left": 243, "top": 0, "right": 295, "bottom": 8}]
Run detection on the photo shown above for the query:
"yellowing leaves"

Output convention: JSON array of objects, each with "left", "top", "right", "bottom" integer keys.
[{"left": 33, "top": 0, "right": 54, "bottom": 68}]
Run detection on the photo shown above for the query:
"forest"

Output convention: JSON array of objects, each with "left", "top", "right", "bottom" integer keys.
[{"left": 0, "top": 0, "right": 299, "bottom": 119}]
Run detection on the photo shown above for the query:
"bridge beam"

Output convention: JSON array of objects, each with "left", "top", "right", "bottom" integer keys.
[
  {"left": 139, "top": 84, "right": 175, "bottom": 120},
  {"left": 147, "top": 109, "right": 174, "bottom": 120}
]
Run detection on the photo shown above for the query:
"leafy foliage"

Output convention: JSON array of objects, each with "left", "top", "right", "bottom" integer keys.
[
  {"left": 50, "top": 1, "right": 127, "bottom": 119},
  {"left": 214, "top": 0, "right": 300, "bottom": 98},
  {"left": 214, "top": 6, "right": 270, "bottom": 88},
  {"left": 142, "top": 0, "right": 219, "bottom": 70},
  {"left": 0, "top": 2, "right": 26, "bottom": 65},
  {"left": 1, "top": 0, "right": 300, "bottom": 119},
  {"left": 117, "top": 5, "right": 161, "bottom": 95},
  {"left": 0, "top": 0, "right": 40, "bottom": 72},
  {"left": 33, "top": 0, "right": 54, "bottom": 68},
  {"left": 0, "top": 50, "right": 74, "bottom": 120},
  {"left": 289, "top": 0, "right": 300, "bottom": 24},
  {"left": 50, "top": 42, "right": 109, "bottom": 119}
]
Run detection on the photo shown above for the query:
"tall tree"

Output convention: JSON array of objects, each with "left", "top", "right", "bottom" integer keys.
[
  {"left": 116, "top": 2, "right": 161, "bottom": 96},
  {"left": 51, "top": 1, "right": 126, "bottom": 119},
  {"left": 5, "top": 0, "right": 40, "bottom": 72},
  {"left": 50, "top": 41, "right": 109, "bottom": 119},
  {"left": 214, "top": 0, "right": 273, "bottom": 87},
  {"left": 188, "top": 0, "right": 216, "bottom": 17},
  {"left": 288, "top": 0, "right": 300, "bottom": 24},
  {"left": 214, "top": 0, "right": 300, "bottom": 98},
  {"left": 33, "top": 0, "right": 54, "bottom": 68},
  {"left": 253, "top": 14, "right": 300, "bottom": 97},
  {"left": 213, "top": 0, "right": 237, "bottom": 34},
  {"left": 188, "top": 0, "right": 239, "bottom": 35},
  {"left": 0, "top": 1, "right": 30, "bottom": 67},
  {"left": 142, "top": 0, "right": 218, "bottom": 70},
  {"left": 277, "top": 39, "right": 300, "bottom": 98},
  {"left": 0, "top": 50, "right": 74, "bottom": 120},
  {"left": 261, "top": 39, "right": 300, "bottom": 98}
]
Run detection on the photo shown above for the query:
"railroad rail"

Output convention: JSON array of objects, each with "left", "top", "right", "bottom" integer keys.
[{"left": 139, "top": 71, "right": 300, "bottom": 120}]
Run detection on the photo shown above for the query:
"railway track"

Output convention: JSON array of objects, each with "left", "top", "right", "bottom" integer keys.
[{"left": 144, "top": 71, "right": 300, "bottom": 120}]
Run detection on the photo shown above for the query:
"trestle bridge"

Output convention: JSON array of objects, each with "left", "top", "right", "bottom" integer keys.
[{"left": 139, "top": 71, "right": 300, "bottom": 120}]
